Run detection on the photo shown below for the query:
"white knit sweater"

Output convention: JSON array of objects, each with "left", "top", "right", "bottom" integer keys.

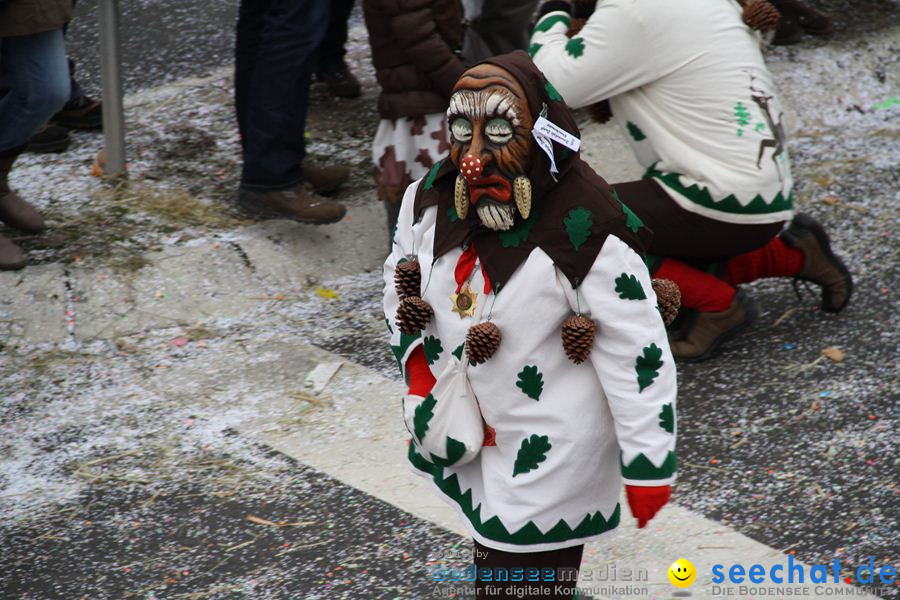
[{"left": 530, "top": 0, "right": 794, "bottom": 225}]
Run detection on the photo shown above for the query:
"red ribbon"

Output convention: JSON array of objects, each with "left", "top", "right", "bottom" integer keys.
[{"left": 453, "top": 244, "right": 492, "bottom": 294}]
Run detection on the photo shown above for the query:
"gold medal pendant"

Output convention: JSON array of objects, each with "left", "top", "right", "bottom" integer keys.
[{"left": 451, "top": 284, "right": 478, "bottom": 318}]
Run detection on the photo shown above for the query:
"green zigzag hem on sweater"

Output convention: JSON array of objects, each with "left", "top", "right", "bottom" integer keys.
[
  {"left": 620, "top": 450, "right": 676, "bottom": 480},
  {"left": 534, "top": 13, "right": 570, "bottom": 33},
  {"left": 645, "top": 164, "right": 793, "bottom": 215},
  {"left": 408, "top": 444, "right": 620, "bottom": 545}
]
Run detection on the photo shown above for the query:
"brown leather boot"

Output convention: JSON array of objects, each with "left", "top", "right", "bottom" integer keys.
[
  {"left": 768, "top": 0, "right": 832, "bottom": 34},
  {"left": 0, "top": 233, "right": 27, "bottom": 271},
  {"left": 670, "top": 291, "right": 759, "bottom": 362},
  {"left": 780, "top": 213, "right": 852, "bottom": 313},
  {"left": 237, "top": 184, "right": 346, "bottom": 224},
  {"left": 302, "top": 161, "right": 350, "bottom": 195},
  {"left": 0, "top": 153, "right": 45, "bottom": 233}
]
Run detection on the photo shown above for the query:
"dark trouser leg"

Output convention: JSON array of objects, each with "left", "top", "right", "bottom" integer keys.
[
  {"left": 473, "top": 540, "right": 583, "bottom": 599},
  {"left": 472, "top": 0, "right": 540, "bottom": 55},
  {"left": 235, "top": 0, "right": 329, "bottom": 190},
  {"left": 612, "top": 178, "right": 784, "bottom": 262},
  {"left": 316, "top": 0, "right": 354, "bottom": 75}
]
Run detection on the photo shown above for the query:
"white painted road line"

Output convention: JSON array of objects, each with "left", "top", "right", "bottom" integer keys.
[{"left": 237, "top": 346, "right": 879, "bottom": 600}]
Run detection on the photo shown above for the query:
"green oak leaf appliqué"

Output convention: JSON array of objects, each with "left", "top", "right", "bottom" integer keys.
[
  {"left": 615, "top": 273, "right": 647, "bottom": 300},
  {"left": 565, "top": 37, "right": 585, "bottom": 59},
  {"left": 423, "top": 336, "right": 443, "bottom": 365},
  {"left": 659, "top": 403, "right": 675, "bottom": 434},
  {"left": 610, "top": 187, "right": 644, "bottom": 233},
  {"left": 423, "top": 159, "right": 443, "bottom": 190},
  {"left": 413, "top": 394, "right": 437, "bottom": 443},
  {"left": 545, "top": 81, "right": 562, "bottom": 102},
  {"left": 513, "top": 434, "right": 552, "bottom": 477},
  {"left": 452, "top": 342, "right": 464, "bottom": 360},
  {"left": 636, "top": 343, "right": 664, "bottom": 392},
  {"left": 626, "top": 121, "right": 646, "bottom": 141},
  {"left": 516, "top": 365, "right": 544, "bottom": 401},
  {"left": 564, "top": 207, "right": 593, "bottom": 251}
]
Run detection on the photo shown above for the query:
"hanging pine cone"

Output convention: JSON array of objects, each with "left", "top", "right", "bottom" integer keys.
[
  {"left": 742, "top": 0, "right": 781, "bottom": 32},
  {"left": 561, "top": 314, "right": 596, "bottom": 364},
  {"left": 394, "top": 259, "right": 421, "bottom": 300},
  {"left": 652, "top": 278, "right": 682, "bottom": 326},
  {"left": 396, "top": 296, "right": 433, "bottom": 335},
  {"left": 466, "top": 321, "right": 502, "bottom": 366}
]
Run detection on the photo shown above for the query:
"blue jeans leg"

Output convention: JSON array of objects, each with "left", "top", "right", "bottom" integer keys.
[
  {"left": 235, "top": 0, "right": 329, "bottom": 190},
  {"left": 0, "top": 28, "right": 70, "bottom": 154}
]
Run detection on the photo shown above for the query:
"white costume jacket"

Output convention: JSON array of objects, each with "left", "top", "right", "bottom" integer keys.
[{"left": 383, "top": 168, "right": 678, "bottom": 552}]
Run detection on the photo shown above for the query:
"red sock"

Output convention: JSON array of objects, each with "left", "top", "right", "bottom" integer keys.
[
  {"left": 722, "top": 237, "right": 804, "bottom": 285},
  {"left": 405, "top": 346, "right": 436, "bottom": 397},
  {"left": 654, "top": 258, "right": 736, "bottom": 312}
]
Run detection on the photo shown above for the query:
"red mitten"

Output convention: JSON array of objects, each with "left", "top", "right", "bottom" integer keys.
[
  {"left": 405, "top": 346, "right": 436, "bottom": 397},
  {"left": 625, "top": 485, "right": 671, "bottom": 529}
]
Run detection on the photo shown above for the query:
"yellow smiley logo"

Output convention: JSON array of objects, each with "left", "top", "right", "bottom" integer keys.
[{"left": 668, "top": 558, "right": 697, "bottom": 588}]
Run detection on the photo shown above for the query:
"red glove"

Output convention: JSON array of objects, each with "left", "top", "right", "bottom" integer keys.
[
  {"left": 405, "top": 346, "right": 436, "bottom": 397},
  {"left": 625, "top": 485, "right": 671, "bottom": 529}
]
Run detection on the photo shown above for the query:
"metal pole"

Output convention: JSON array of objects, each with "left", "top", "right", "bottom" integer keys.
[{"left": 98, "top": 0, "right": 126, "bottom": 177}]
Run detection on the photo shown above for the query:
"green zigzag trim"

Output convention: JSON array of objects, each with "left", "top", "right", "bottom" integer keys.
[
  {"left": 620, "top": 451, "right": 676, "bottom": 480},
  {"left": 423, "top": 159, "right": 444, "bottom": 190},
  {"left": 645, "top": 164, "right": 793, "bottom": 216},
  {"left": 528, "top": 42, "right": 542, "bottom": 58},
  {"left": 534, "top": 13, "right": 570, "bottom": 33},
  {"left": 408, "top": 443, "right": 620, "bottom": 544}
]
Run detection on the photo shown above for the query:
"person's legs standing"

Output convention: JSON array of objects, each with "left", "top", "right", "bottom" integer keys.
[
  {"left": 0, "top": 28, "right": 69, "bottom": 269},
  {"left": 235, "top": 0, "right": 346, "bottom": 224},
  {"left": 315, "top": 0, "right": 360, "bottom": 98},
  {"left": 473, "top": 540, "right": 584, "bottom": 599}
]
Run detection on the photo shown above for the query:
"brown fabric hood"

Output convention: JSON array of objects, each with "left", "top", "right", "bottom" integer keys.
[{"left": 413, "top": 50, "right": 651, "bottom": 291}]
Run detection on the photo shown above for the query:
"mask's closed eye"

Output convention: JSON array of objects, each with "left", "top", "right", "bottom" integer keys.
[
  {"left": 485, "top": 118, "right": 513, "bottom": 144},
  {"left": 450, "top": 117, "right": 473, "bottom": 143}
]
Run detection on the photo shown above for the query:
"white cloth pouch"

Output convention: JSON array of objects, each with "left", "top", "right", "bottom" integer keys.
[{"left": 403, "top": 354, "right": 484, "bottom": 468}]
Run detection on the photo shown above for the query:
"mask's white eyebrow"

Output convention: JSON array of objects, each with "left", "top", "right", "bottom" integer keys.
[{"left": 447, "top": 90, "right": 521, "bottom": 127}]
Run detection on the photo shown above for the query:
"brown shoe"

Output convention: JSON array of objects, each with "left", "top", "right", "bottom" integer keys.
[
  {"left": 26, "top": 124, "right": 71, "bottom": 154},
  {"left": 237, "top": 184, "right": 346, "bottom": 224},
  {"left": 0, "top": 154, "right": 45, "bottom": 233},
  {"left": 670, "top": 291, "right": 759, "bottom": 362},
  {"left": 772, "top": 16, "right": 805, "bottom": 45},
  {"left": 780, "top": 213, "right": 852, "bottom": 313},
  {"left": 52, "top": 96, "right": 103, "bottom": 130},
  {"left": 0, "top": 233, "right": 27, "bottom": 271},
  {"left": 768, "top": 0, "right": 832, "bottom": 34},
  {"left": 303, "top": 161, "right": 350, "bottom": 195}
]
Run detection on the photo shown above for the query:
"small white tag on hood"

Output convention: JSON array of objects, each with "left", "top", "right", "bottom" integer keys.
[
  {"left": 532, "top": 129, "right": 559, "bottom": 181},
  {"left": 533, "top": 116, "right": 581, "bottom": 152}
]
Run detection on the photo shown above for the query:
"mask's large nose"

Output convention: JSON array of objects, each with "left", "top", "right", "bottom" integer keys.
[{"left": 460, "top": 154, "right": 483, "bottom": 184}]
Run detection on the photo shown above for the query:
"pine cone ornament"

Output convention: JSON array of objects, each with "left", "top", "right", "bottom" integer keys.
[
  {"left": 466, "top": 321, "right": 502, "bottom": 366},
  {"left": 396, "top": 296, "right": 433, "bottom": 335},
  {"left": 394, "top": 259, "right": 422, "bottom": 300},
  {"left": 742, "top": 0, "right": 781, "bottom": 32},
  {"left": 652, "top": 278, "right": 682, "bottom": 326},
  {"left": 561, "top": 314, "right": 596, "bottom": 364}
]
